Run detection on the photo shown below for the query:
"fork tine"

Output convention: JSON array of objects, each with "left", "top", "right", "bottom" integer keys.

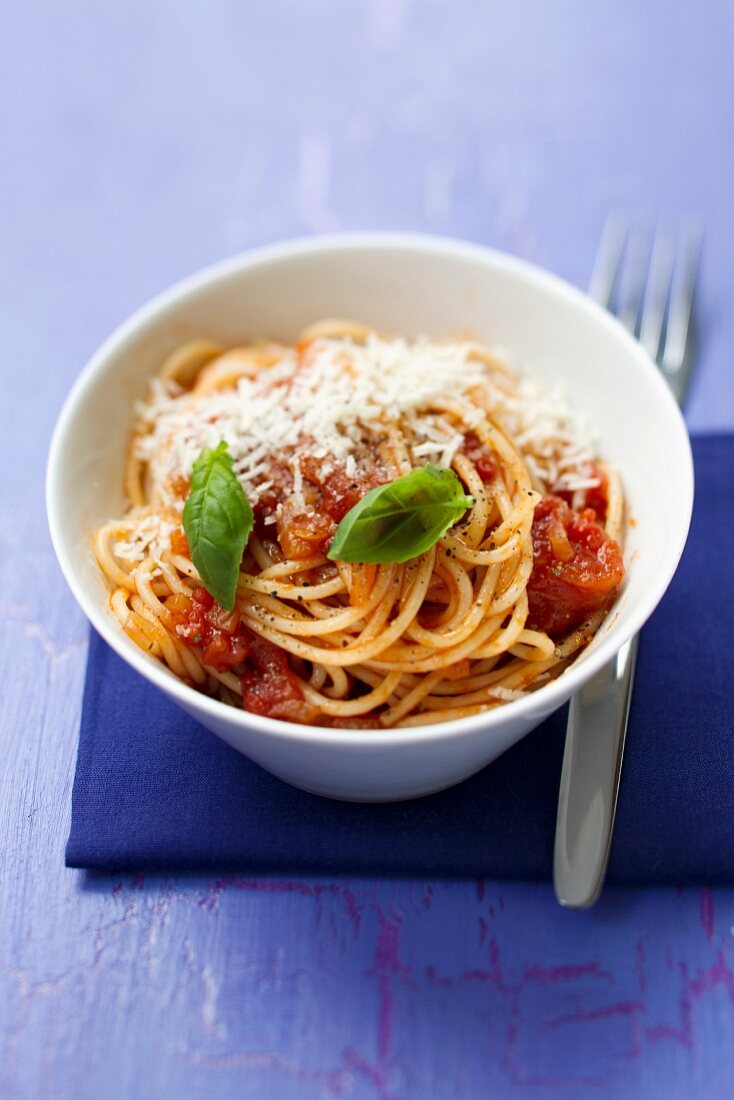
[
  {"left": 662, "top": 220, "right": 703, "bottom": 375},
  {"left": 639, "top": 227, "right": 676, "bottom": 362},
  {"left": 588, "top": 212, "right": 628, "bottom": 307},
  {"left": 616, "top": 225, "right": 652, "bottom": 334}
]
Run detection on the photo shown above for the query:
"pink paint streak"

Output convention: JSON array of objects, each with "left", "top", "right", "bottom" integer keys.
[
  {"left": 197, "top": 876, "right": 363, "bottom": 934},
  {"left": 358, "top": 914, "right": 407, "bottom": 1100},
  {"left": 373, "top": 916, "right": 402, "bottom": 973},
  {"left": 457, "top": 936, "right": 511, "bottom": 994},
  {"left": 524, "top": 961, "right": 613, "bottom": 986},
  {"left": 546, "top": 1000, "right": 645, "bottom": 1027},
  {"left": 188, "top": 1048, "right": 355, "bottom": 1097},
  {"left": 187, "top": 873, "right": 734, "bottom": 1091},
  {"left": 341, "top": 1046, "right": 383, "bottom": 1089},
  {"left": 645, "top": 949, "right": 734, "bottom": 1051},
  {"left": 688, "top": 948, "right": 734, "bottom": 1003},
  {"left": 504, "top": 1001, "right": 606, "bottom": 1089}
]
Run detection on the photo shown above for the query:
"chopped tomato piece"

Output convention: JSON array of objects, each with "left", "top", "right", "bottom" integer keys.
[
  {"left": 526, "top": 497, "right": 624, "bottom": 636},
  {"left": 170, "top": 527, "right": 190, "bottom": 556},
  {"left": 461, "top": 432, "right": 497, "bottom": 482},
  {"left": 168, "top": 474, "right": 191, "bottom": 501},
  {"left": 240, "top": 630, "right": 315, "bottom": 722},
  {"left": 301, "top": 455, "right": 388, "bottom": 522},
  {"left": 277, "top": 509, "right": 335, "bottom": 560},
  {"left": 166, "top": 587, "right": 250, "bottom": 671}
]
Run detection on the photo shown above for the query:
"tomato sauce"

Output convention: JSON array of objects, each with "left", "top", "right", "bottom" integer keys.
[
  {"left": 301, "top": 456, "right": 387, "bottom": 522},
  {"left": 251, "top": 455, "right": 390, "bottom": 561},
  {"left": 277, "top": 508, "right": 335, "bottom": 560},
  {"left": 461, "top": 432, "right": 497, "bottom": 482},
  {"left": 166, "top": 587, "right": 250, "bottom": 671},
  {"left": 323, "top": 716, "right": 382, "bottom": 729},
  {"left": 168, "top": 474, "right": 191, "bottom": 502},
  {"left": 239, "top": 630, "right": 315, "bottom": 722},
  {"left": 251, "top": 457, "right": 293, "bottom": 526},
  {"left": 418, "top": 600, "right": 450, "bottom": 629},
  {"left": 247, "top": 454, "right": 389, "bottom": 562},
  {"left": 167, "top": 586, "right": 315, "bottom": 720},
  {"left": 526, "top": 496, "right": 624, "bottom": 636},
  {"left": 169, "top": 527, "right": 190, "bottom": 556}
]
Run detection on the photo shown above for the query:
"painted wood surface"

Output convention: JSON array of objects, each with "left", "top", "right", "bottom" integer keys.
[{"left": 2, "top": 2, "right": 734, "bottom": 1096}]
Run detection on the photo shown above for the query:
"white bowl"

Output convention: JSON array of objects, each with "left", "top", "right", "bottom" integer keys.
[{"left": 47, "top": 233, "right": 693, "bottom": 801}]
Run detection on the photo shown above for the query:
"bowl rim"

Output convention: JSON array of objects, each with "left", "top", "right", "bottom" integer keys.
[{"left": 46, "top": 230, "right": 694, "bottom": 747}]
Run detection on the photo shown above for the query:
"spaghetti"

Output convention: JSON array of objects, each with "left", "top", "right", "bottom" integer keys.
[{"left": 94, "top": 322, "right": 625, "bottom": 728}]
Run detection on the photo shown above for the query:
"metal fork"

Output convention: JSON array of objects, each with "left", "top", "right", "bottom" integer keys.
[{"left": 553, "top": 214, "right": 702, "bottom": 908}]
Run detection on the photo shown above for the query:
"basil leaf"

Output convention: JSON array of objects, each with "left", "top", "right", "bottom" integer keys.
[
  {"left": 182, "top": 441, "right": 253, "bottom": 610},
  {"left": 328, "top": 464, "right": 474, "bottom": 564}
]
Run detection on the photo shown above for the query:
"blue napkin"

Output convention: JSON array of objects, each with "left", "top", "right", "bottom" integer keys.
[{"left": 66, "top": 435, "right": 734, "bottom": 882}]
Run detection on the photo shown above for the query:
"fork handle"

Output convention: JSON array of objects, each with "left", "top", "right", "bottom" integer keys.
[{"left": 553, "top": 634, "right": 638, "bottom": 907}]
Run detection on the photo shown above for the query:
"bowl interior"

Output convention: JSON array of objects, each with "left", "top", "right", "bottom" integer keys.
[{"left": 48, "top": 235, "right": 692, "bottom": 738}]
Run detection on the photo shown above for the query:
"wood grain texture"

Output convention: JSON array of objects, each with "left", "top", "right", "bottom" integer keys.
[{"left": 2, "top": 1, "right": 734, "bottom": 1096}]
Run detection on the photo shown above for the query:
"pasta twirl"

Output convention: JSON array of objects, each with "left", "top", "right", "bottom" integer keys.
[{"left": 94, "top": 322, "right": 625, "bottom": 728}]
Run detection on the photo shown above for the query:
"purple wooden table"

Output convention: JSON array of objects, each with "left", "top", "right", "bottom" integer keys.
[{"left": 3, "top": 2, "right": 734, "bottom": 1096}]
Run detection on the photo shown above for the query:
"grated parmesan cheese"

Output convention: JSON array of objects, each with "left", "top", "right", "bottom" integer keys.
[
  {"left": 112, "top": 513, "right": 174, "bottom": 564},
  {"left": 123, "top": 333, "right": 599, "bottom": 562},
  {"left": 488, "top": 685, "right": 527, "bottom": 702}
]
